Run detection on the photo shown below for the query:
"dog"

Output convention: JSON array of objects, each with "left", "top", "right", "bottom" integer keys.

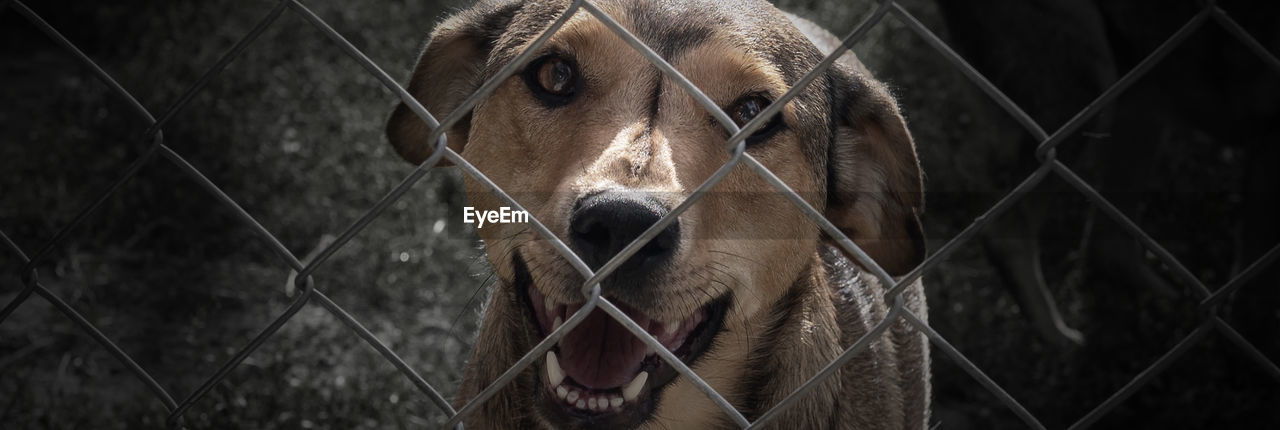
[{"left": 386, "top": 1, "right": 930, "bottom": 428}]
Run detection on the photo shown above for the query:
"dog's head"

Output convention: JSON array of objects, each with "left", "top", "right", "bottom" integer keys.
[{"left": 387, "top": 0, "right": 923, "bottom": 427}]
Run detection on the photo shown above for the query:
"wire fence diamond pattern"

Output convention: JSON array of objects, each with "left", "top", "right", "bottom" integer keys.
[{"left": 2, "top": 0, "right": 1279, "bottom": 429}]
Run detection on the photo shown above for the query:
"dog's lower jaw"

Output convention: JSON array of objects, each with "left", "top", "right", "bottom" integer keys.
[{"left": 454, "top": 278, "right": 735, "bottom": 430}]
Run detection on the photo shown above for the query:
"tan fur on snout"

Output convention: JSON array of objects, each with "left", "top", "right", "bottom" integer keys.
[{"left": 387, "top": 1, "right": 930, "bottom": 429}]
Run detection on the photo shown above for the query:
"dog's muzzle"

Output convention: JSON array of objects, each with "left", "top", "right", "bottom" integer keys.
[{"left": 512, "top": 191, "right": 729, "bottom": 428}]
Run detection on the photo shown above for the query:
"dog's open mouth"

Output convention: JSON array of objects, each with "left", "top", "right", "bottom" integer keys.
[{"left": 514, "top": 255, "right": 729, "bottom": 427}]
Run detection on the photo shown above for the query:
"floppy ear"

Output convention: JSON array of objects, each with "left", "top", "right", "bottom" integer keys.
[
  {"left": 824, "top": 70, "right": 926, "bottom": 276},
  {"left": 386, "top": 2, "right": 522, "bottom": 165}
]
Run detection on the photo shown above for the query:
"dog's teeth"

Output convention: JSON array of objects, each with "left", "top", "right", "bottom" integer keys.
[
  {"left": 575, "top": 399, "right": 586, "bottom": 409},
  {"left": 546, "top": 351, "right": 566, "bottom": 387},
  {"left": 566, "top": 388, "right": 580, "bottom": 404},
  {"left": 556, "top": 385, "right": 568, "bottom": 400},
  {"left": 588, "top": 397, "right": 598, "bottom": 410},
  {"left": 664, "top": 321, "right": 679, "bottom": 335},
  {"left": 622, "top": 371, "right": 648, "bottom": 401},
  {"left": 545, "top": 295, "right": 556, "bottom": 314},
  {"left": 610, "top": 396, "right": 623, "bottom": 408},
  {"left": 552, "top": 316, "right": 563, "bottom": 332},
  {"left": 644, "top": 343, "right": 655, "bottom": 356}
]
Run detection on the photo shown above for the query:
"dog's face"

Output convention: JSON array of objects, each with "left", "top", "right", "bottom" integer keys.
[{"left": 387, "top": 0, "right": 923, "bottom": 428}]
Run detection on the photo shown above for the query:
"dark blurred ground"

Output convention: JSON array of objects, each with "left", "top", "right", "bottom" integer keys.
[{"left": 1, "top": 0, "right": 1276, "bottom": 429}]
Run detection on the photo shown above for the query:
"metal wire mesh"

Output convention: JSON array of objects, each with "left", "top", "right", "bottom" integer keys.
[{"left": 2, "top": 0, "right": 1278, "bottom": 428}]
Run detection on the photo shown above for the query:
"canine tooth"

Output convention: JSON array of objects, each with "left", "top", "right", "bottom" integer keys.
[
  {"left": 622, "top": 371, "right": 648, "bottom": 401},
  {"left": 610, "top": 396, "right": 623, "bottom": 408},
  {"left": 553, "top": 316, "right": 563, "bottom": 332},
  {"left": 644, "top": 343, "right": 655, "bottom": 356},
  {"left": 588, "top": 397, "right": 598, "bottom": 410},
  {"left": 566, "top": 389, "right": 580, "bottom": 403},
  {"left": 556, "top": 386, "right": 568, "bottom": 399},
  {"left": 664, "top": 321, "right": 679, "bottom": 335},
  {"left": 575, "top": 399, "right": 586, "bottom": 409},
  {"left": 545, "top": 295, "right": 556, "bottom": 314},
  {"left": 546, "top": 351, "right": 565, "bottom": 387}
]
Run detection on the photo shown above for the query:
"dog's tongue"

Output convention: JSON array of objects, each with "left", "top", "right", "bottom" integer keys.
[{"left": 559, "top": 304, "right": 651, "bottom": 389}]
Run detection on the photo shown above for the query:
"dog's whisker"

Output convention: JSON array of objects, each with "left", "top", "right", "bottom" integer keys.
[
  {"left": 449, "top": 270, "right": 496, "bottom": 348},
  {"left": 708, "top": 249, "right": 767, "bottom": 269},
  {"left": 704, "top": 263, "right": 761, "bottom": 357}
]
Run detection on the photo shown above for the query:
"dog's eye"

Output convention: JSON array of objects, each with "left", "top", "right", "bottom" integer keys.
[
  {"left": 729, "top": 94, "right": 784, "bottom": 145},
  {"left": 539, "top": 59, "right": 575, "bottom": 94},
  {"left": 523, "top": 55, "right": 579, "bottom": 107}
]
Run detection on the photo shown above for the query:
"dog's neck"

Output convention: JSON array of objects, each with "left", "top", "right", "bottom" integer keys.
[{"left": 730, "top": 243, "right": 907, "bottom": 428}]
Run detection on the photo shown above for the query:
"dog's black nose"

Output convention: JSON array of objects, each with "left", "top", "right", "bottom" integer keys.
[{"left": 569, "top": 192, "right": 679, "bottom": 277}]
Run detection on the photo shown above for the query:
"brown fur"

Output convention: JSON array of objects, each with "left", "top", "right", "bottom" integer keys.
[{"left": 387, "top": 1, "right": 930, "bottom": 428}]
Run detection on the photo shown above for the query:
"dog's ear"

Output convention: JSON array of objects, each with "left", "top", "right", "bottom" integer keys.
[
  {"left": 824, "top": 70, "right": 925, "bottom": 276},
  {"left": 386, "top": 2, "right": 522, "bottom": 165}
]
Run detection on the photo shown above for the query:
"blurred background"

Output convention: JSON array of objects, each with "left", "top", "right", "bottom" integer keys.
[{"left": 1, "top": 0, "right": 1276, "bottom": 428}]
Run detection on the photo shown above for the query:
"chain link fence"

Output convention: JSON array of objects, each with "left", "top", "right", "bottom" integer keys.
[{"left": 2, "top": 0, "right": 1278, "bottom": 428}]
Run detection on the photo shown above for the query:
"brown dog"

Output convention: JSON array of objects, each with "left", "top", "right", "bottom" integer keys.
[{"left": 387, "top": 1, "right": 930, "bottom": 428}]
